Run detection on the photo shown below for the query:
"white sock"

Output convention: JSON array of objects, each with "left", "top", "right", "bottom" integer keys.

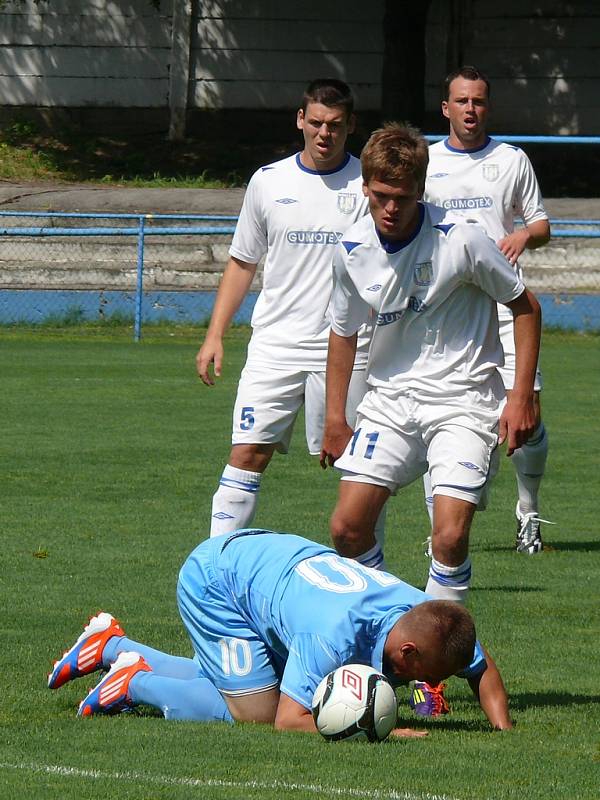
[
  {"left": 425, "top": 557, "right": 472, "bottom": 604},
  {"left": 210, "top": 464, "right": 262, "bottom": 537},
  {"left": 511, "top": 423, "right": 548, "bottom": 515},
  {"left": 355, "top": 542, "right": 386, "bottom": 571}
]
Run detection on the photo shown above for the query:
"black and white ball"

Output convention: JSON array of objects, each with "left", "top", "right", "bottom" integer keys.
[{"left": 312, "top": 664, "right": 397, "bottom": 742}]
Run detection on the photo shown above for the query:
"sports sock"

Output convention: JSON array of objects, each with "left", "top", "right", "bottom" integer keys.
[
  {"left": 130, "top": 672, "right": 233, "bottom": 722},
  {"left": 355, "top": 542, "right": 386, "bottom": 571},
  {"left": 103, "top": 636, "right": 203, "bottom": 680},
  {"left": 425, "top": 557, "right": 472, "bottom": 604},
  {"left": 210, "top": 464, "right": 262, "bottom": 537},
  {"left": 511, "top": 422, "right": 548, "bottom": 515}
]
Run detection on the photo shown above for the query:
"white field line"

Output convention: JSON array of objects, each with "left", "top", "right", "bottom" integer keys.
[{"left": 0, "top": 761, "right": 468, "bottom": 800}]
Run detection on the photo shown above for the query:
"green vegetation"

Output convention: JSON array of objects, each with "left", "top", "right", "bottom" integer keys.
[
  {"left": 1, "top": 330, "right": 598, "bottom": 800},
  {"left": 0, "top": 118, "right": 295, "bottom": 188}
]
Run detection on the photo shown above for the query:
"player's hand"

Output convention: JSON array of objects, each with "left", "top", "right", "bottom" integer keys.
[
  {"left": 497, "top": 230, "right": 529, "bottom": 265},
  {"left": 390, "top": 727, "right": 428, "bottom": 738},
  {"left": 320, "top": 421, "right": 354, "bottom": 469},
  {"left": 196, "top": 337, "right": 224, "bottom": 386},
  {"left": 498, "top": 393, "right": 536, "bottom": 456}
]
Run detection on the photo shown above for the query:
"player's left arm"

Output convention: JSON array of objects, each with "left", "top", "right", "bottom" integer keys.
[
  {"left": 467, "top": 648, "right": 513, "bottom": 730},
  {"left": 497, "top": 218, "right": 550, "bottom": 265},
  {"left": 499, "top": 287, "right": 541, "bottom": 455}
]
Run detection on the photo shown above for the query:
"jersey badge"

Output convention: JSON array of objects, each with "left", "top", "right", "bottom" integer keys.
[
  {"left": 414, "top": 261, "right": 433, "bottom": 286},
  {"left": 276, "top": 197, "right": 298, "bottom": 204},
  {"left": 482, "top": 163, "right": 499, "bottom": 182},
  {"left": 366, "top": 283, "right": 382, "bottom": 292},
  {"left": 337, "top": 192, "right": 357, "bottom": 214}
]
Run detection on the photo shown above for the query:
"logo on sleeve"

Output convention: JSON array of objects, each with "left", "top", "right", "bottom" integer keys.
[
  {"left": 428, "top": 172, "right": 449, "bottom": 178},
  {"left": 337, "top": 193, "right": 357, "bottom": 214}
]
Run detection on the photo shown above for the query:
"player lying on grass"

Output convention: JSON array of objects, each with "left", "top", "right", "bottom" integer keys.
[{"left": 48, "top": 530, "right": 512, "bottom": 733}]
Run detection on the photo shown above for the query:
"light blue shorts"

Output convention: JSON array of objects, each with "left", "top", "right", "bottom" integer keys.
[{"left": 176, "top": 539, "right": 283, "bottom": 698}]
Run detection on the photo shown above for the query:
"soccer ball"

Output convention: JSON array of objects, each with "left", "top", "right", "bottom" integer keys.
[{"left": 311, "top": 664, "right": 397, "bottom": 742}]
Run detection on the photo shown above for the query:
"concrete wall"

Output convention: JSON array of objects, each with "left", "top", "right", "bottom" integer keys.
[{"left": 0, "top": 0, "right": 599, "bottom": 134}]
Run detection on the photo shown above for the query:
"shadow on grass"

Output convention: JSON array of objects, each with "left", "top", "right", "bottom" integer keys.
[
  {"left": 510, "top": 690, "right": 600, "bottom": 710},
  {"left": 470, "top": 586, "right": 543, "bottom": 593},
  {"left": 477, "top": 540, "right": 600, "bottom": 553}
]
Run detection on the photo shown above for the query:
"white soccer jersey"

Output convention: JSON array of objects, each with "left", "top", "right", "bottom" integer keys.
[
  {"left": 424, "top": 137, "right": 548, "bottom": 322},
  {"left": 230, "top": 152, "right": 369, "bottom": 369},
  {"left": 329, "top": 203, "right": 524, "bottom": 398}
]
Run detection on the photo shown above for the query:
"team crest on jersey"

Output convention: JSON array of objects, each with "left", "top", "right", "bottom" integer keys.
[
  {"left": 337, "top": 192, "right": 357, "bottom": 214},
  {"left": 414, "top": 261, "right": 433, "bottom": 286},
  {"left": 482, "top": 163, "right": 499, "bottom": 182}
]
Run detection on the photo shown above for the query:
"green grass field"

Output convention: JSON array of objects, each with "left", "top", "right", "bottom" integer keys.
[{"left": 1, "top": 328, "right": 598, "bottom": 800}]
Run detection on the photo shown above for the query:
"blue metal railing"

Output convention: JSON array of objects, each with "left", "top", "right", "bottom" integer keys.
[{"left": 1, "top": 210, "right": 599, "bottom": 336}]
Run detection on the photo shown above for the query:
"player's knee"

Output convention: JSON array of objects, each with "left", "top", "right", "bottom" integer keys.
[
  {"left": 330, "top": 512, "right": 371, "bottom": 557},
  {"left": 431, "top": 524, "right": 467, "bottom": 560},
  {"left": 229, "top": 444, "right": 274, "bottom": 472}
]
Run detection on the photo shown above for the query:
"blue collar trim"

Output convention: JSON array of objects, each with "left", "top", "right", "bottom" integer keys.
[
  {"left": 443, "top": 136, "right": 491, "bottom": 154},
  {"left": 295, "top": 152, "right": 350, "bottom": 175}
]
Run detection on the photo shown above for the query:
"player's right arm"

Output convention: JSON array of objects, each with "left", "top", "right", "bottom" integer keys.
[
  {"left": 195, "top": 256, "right": 257, "bottom": 385},
  {"left": 320, "top": 329, "right": 357, "bottom": 468}
]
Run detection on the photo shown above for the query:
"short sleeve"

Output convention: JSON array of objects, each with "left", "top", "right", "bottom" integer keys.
[
  {"left": 229, "top": 170, "right": 268, "bottom": 264},
  {"left": 514, "top": 150, "right": 548, "bottom": 227},
  {"left": 456, "top": 639, "right": 487, "bottom": 679},
  {"left": 279, "top": 633, "right": 345, "bottom": 710},
  {"left": 461, "top": 222, "right": 525, "bottom": 304}
]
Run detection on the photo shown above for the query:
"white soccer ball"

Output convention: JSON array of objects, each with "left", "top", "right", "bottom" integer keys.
[{"left": 311, "top": 664, "right": 397, "bottom": 742}]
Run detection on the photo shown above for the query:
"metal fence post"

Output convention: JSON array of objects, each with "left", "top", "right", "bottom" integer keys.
[{"left": 134, "top": 215, "right": 146, "bottom": 341}]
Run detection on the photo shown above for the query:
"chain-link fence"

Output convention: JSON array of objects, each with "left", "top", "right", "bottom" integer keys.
[{"left": 1, "top": 211, "right": 599, "bottom": 338}]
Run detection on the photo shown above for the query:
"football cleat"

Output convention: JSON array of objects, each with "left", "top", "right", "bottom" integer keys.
[
  {"left": 48, "top": 611, "right": 125, "bottom": 690},
  {"left": 78, "top": 651, "right": 151, "bottom": 717},
  {"left": 409, "top": 681, "right": 450, "bottom": 717},
  {"left": 515, "top": 506, "right": 555, "bottom": 555}
]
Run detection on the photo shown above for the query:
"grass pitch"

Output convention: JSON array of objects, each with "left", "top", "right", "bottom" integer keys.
[{"left": 1, "top": 328, "right": 598, "bottom": 800}]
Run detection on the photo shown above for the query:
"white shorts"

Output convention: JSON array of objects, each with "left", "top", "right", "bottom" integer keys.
[
  {"left": 497, "top": 316, "right": 543, "bottom": 392},
  {"left": 232, "top": 361, "right": 368, "bottom": 455},
  {"left": 335, "top": 387, "right": 500, "bottom": 506}
]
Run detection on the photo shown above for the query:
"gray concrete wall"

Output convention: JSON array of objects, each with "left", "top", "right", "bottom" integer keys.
[{"left": 1, "top": 1, "right": 599, "bottom": 134}]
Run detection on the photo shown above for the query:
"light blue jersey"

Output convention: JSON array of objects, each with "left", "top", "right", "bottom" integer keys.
[{"left": 177, "top": 530, "right": 486, "bottom": 709}]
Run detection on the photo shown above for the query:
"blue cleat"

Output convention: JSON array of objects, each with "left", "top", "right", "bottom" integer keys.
[
  {"left": 48, "top": 611, "right": 125, "bottom": 690},
  {"left": 78, "top": 651, "right": 151, "bottom": 717}
]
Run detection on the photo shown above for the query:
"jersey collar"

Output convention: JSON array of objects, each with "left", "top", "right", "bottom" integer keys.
[
  {"left": 295, "top": 152, "right": 351, "bottom": 175},
  {"left": 443, "top": 136, "right": 491, "bottom": 155},
  {"left": 376, "top": 203, "right": 425, "bottom": 254}
]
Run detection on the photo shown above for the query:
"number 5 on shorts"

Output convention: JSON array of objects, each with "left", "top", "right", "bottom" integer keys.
[
  {"left": 240, "top": 406, "right": 255, "bottom": 430},
  {"left": 349, "top": 428, "right": 380, "bottom": 460}
]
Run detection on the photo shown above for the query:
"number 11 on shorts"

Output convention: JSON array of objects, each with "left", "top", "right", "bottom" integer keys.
[{"left": 349, "top": 428, "right": 379, "bottom": 460}]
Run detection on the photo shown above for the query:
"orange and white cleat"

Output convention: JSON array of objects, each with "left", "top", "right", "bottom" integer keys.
[
  {"left": 48, "top": 612, "right": 125, "bottom": 690},
  {"left": 78, "top": 651, "right": 151, "bottom": 717}
]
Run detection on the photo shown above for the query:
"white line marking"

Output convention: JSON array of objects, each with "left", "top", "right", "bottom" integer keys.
[{"left": 0, "top": 761, "right": 466, "bottom": 800}]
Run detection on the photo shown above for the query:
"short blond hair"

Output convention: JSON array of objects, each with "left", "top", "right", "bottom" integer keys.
[{"left": 361, "top": 122, "right": 429, "bottom": 191}]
